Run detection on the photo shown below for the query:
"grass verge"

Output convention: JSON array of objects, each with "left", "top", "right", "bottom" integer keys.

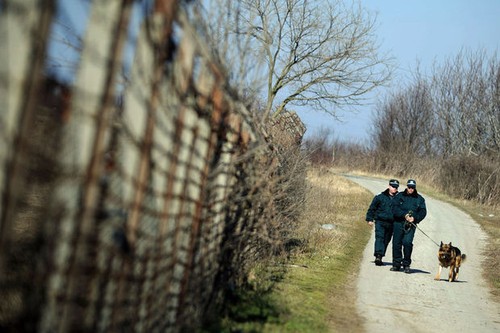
[{"left": 211, "top": 167, "right": 374, "bottom": 332}]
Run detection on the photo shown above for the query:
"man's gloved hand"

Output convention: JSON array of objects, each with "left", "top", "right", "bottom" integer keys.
[{"left": 405, "top": 211, "right": 415, "bottom": 223}]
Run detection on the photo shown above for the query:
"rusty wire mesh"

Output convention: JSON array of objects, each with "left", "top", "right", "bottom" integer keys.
[{"left": 0, "top": 1, "right": 306, "bottom": 332}]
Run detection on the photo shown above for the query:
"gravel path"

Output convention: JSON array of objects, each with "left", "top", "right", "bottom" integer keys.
[{"left": 347, "top": 175, "right": 500, "bottom": 333}]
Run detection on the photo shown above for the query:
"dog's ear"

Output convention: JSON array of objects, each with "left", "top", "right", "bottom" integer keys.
[
  {"left": 449, "top": 242, "right": 452, "bottom": 246},
  {"left": 440, "top": 241, "right": 443, "bottom": 246}
]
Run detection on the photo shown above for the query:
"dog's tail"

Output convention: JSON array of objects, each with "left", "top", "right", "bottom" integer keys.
[{"left": 461, "top": 254, "right": 466, "bottom": 263}]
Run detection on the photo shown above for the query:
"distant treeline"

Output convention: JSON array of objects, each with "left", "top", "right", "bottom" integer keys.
[{"left": 304, "top": 49, "right": 500, "bottom": 206}]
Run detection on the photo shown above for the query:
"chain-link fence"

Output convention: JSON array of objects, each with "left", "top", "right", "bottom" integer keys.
[{"left": 0, "top": 1, "right": 306, "bottom": 332}]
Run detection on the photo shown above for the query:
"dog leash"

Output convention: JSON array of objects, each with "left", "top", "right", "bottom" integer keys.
[{"left": 407, "top": 222, "right": 441, "bottom": 247}]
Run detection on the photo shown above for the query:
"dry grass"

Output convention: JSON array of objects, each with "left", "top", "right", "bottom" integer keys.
[
  {"left": 214, "top": 166, "right": 373, "bottom": 332},
  {"left": 254, "top": 166, "right": 373, "bottom": 332},
  {"left": 299, "top": 168, "right": 370, "bottom": 255},
  {"left": 304, "top": 168, "right": 373, "bottom": 332}
]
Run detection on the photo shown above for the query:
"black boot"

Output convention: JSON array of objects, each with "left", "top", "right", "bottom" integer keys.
[{"left": 375, "top": 255, "right": 383, "bottom": 266}]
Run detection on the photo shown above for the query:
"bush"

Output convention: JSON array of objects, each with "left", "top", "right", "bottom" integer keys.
[{"left": 439, "top": 155, "right": 500, "bottom": 205}]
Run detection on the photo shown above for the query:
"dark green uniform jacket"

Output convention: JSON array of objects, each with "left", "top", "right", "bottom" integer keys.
[
  {"left": 365, "top": 189, "right": 397, "bottom": 222},
  {"left": 393, "top": 189, "right": 427, "bottom": 223}
]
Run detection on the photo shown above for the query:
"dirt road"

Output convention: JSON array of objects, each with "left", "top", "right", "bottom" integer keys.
[{"left": 347, "top": 175, "right": 500, "bottom": 333}]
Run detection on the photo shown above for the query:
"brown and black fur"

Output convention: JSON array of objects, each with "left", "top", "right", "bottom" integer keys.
[{"left": 435, "top": 241, "right": 467, "bottom": 282}]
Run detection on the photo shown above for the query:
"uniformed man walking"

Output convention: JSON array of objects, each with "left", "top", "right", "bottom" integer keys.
[
  {"left": 391, "top": 179, "right": 427, "bottom": 273},
  {"left": 365, "top": 179, "right": 400, "bottom": 266}
]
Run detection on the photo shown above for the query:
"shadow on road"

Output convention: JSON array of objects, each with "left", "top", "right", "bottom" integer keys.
[
  {"left": 407, "top": 268, "right": 431, "bottom": 274},
  {"left": 374, "top": 265, "right": 433, "bottom": 275},
  {"left": 433, "top": 278, "right": 468, "bottom": 283}
]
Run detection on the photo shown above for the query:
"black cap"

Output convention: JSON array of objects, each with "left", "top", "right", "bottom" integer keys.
[
  {"left": 407, "top": 179, "right": 416, "bottom": 188},
  {"left": 389, "top": 179, "right": 399, "bottom": 188}
]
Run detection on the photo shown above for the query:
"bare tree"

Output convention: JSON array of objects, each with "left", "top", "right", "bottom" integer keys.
[
  {"left": 190, "top": 0, "right": 267, "bottom": 104},
  {"left": 372, "top": 94, "right": 401, "bottom": 153},
  {"left": 370, "top": 49, "right": 500, "bottom": 204},
  {"left": 483, "top": 51, "right": 500, "bottom": 154},
  {"left": 195, "top": 0, "right": 392, "bottom": 120},
  {"left": 430, "top": 49, "right": 499, "bottom": 157},
  {"left": 372, "top": 79, "right": 432, "bottom": 151}
]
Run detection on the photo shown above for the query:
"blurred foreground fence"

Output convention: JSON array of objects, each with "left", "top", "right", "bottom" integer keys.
[{"left": 0, "top": 1, "right": 306, "bottom": 332}]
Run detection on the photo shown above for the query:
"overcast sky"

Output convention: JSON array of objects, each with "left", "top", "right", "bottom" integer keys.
[{"left": 299, "top": 0, "right": 500, "bottom": 144}]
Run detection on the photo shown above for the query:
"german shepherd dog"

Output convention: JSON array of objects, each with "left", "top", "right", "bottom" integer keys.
[{"left": 435, "top": 241, "right": 466, "bottom": 282}]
